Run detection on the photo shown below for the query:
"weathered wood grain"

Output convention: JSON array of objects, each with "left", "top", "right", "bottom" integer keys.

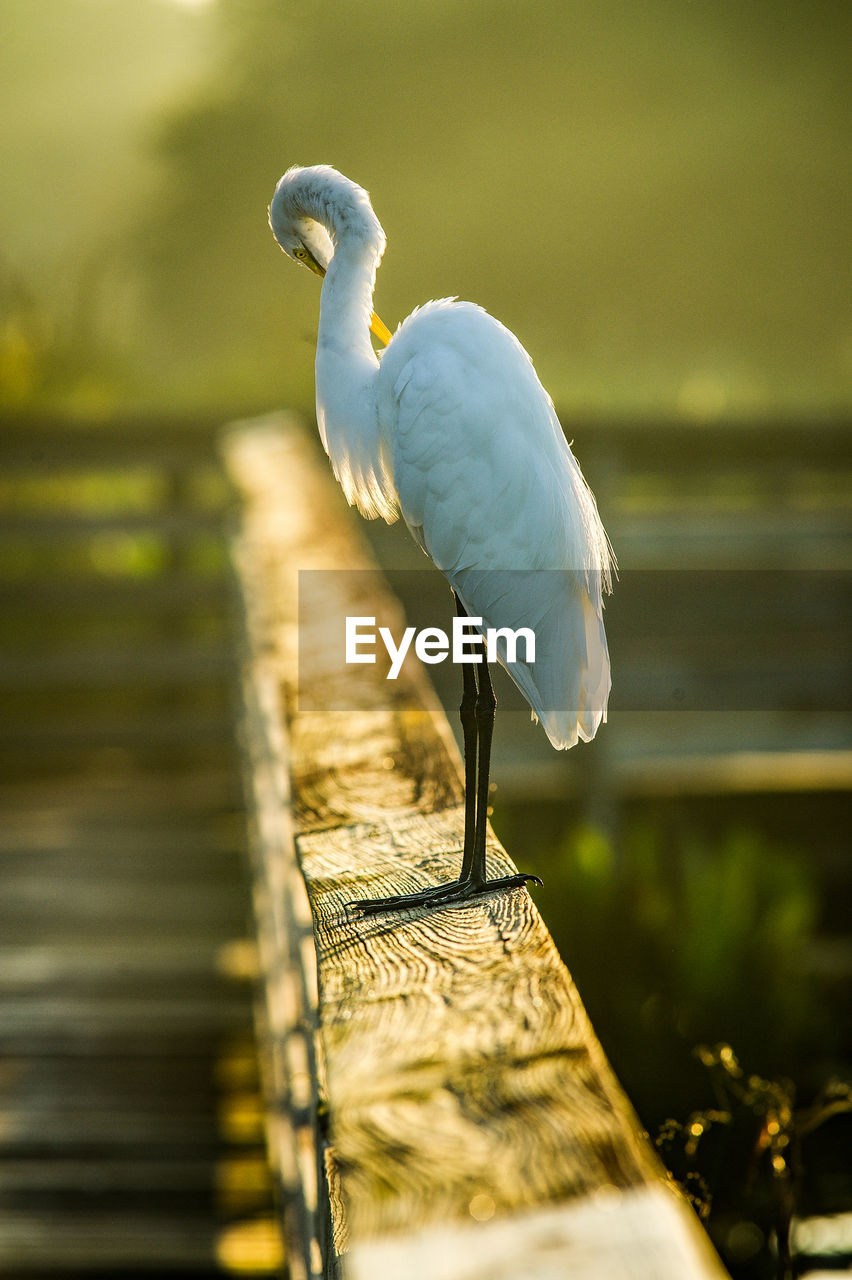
[{"left": 224, "top": 415, "right": 729, "bottom": 1279}]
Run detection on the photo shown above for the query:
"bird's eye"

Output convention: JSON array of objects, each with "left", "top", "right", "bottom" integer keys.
[{"left": 294, "top": 245, "right": 308, "bottom": 261}]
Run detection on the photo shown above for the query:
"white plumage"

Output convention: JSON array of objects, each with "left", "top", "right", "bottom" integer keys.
[
  {"left": 379, "top": 297, "right": 612, "bottom": 749},
  {"left": 269, "top": 164, "right": 614, "bottom": 910}
]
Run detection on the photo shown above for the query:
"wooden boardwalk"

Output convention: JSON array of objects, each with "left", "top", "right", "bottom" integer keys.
[
  {"left": 225, "top": 418, "right": 729, "bottom": 1280},
  {"left": 2, "top": 409, "right": 847, "bottom": 1276},
  {"left": 0, "top": 420, "right": 278, "bottom": 1276}
]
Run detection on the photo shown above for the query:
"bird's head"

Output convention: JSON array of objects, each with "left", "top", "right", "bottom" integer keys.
[
  {"left": 268, "top": 168, "right": 334, "bottom": 278},
  {"left": 268, "top": 164, "right": 393, "bottom": 347}
]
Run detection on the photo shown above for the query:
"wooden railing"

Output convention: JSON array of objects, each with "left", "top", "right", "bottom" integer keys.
[
  {"left": 223, "top": 416, "right": 729, "bottom": 1280},
  {"left": 3, "top": 409, "right": 844, "bottom": 1274}
]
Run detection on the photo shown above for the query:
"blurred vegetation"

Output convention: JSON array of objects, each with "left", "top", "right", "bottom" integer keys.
[
  {"left": 659, "top": 1045, "right": 852, "bottom": 1280},
  {"left": 1, "top": 0, "right": 850, "bottom": 416},
  {"left": 0, "top": 0, "right": 215, "bottom": 411},
  {"left": 497, "top": 813, "right": 833, "bottom": 1116},
  {"left": 494, "top": 805, "right": 851, "bottom": 1277}
]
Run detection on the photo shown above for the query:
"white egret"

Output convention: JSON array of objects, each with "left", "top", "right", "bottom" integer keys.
[{"left": 269, "top": 164, "right": 613, "bottom": 913}]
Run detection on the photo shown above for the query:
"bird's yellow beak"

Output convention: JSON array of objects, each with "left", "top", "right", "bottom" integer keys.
[{"left": 369, "top": 312, "right": 393, "bottom": 347}]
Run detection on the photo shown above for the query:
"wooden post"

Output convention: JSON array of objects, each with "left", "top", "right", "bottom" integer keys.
[{"left": 222, "top": 415, "right": 728, "bottom": 1280}]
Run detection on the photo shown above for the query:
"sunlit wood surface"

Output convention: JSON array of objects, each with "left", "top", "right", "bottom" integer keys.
[{"left": 225, "top": 415, "right": 729, "bottom": 1279}]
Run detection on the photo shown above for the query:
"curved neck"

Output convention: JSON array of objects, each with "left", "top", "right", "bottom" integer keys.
[
  {"left": 284, "top": 167, "right": 385, "bottom": 372},
  {"left": 318, "top": 238, "right": 380, "bottom": 370},
  {"left": 312, "top": 206, "right": 395, "bottom": 521}
]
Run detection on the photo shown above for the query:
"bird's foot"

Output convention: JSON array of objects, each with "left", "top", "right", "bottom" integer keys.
[
  {"left": 349, "top": 872, "right": 541, "bottom": 916},
  {"left": 350, "top": 878, "right": 457, "bottom": 910}
]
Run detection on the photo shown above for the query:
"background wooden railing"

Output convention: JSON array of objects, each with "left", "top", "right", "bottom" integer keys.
[{"left": 359, "top": 415, "right": 852, "bottom": 813}]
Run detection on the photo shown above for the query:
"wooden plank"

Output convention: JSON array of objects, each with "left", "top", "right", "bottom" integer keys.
[
  {"left": 2, "top": 413, "right": 848, "bottom": 474},
  {"left": 0, "top": 940, "right": 251, "bottom": 987},
  {"left": 573, "top": 416, "right": 852, "bottom": 474},
  {"left": 0, "top": 414, "right": 222, "bottom": 470},
  {"left": 0, "top": 641, "right": 232, "bottom": 689},
  {"left": 606, "top": 510, "right": 851, "bottom": 569},
  {"left": 0, "top": 572, "right": 228, "bottom": 610},
  {"left": 223, "top": 415, "right": 727, "bottom": 1280},
  {"left": 0, "top": 768, "right": 243, "bottom": 818},
  {"left": 0, "top": 710, "right": 232, "bottom": 754},
  {"left": 0, "top": 1058, "right": 221, "bottom": 1150},
  {"left": 480, "top": 708, "right": 852, "bottom": 801},
  {"left": 0, "top": 509, "right": 226, "bottom": 540},
  {"left": 0, "top": 1210, "right": 219, "bottom": 1271},
  {"left": 0, "top": 877, "right": 247, "bottom": 947},
  {"left": 0, "top": 820, "right": 243, "bottom": 858},
  {"left": 492, "top": 747, "right": 852, "bottom": 802},
  {"left": 0, "top": 1155, "right": 217, "bottom": 1197}
]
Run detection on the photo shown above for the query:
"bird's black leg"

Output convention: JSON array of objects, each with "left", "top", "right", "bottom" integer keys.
[
  {"left": 469, "top": 647, "right": 496, "bottom": 889},
  {"left": 455, "top": 592, "right": 480, "bottom": 881},
  {"left": 351, "top": 596, "right": 479, "bottom": 911},
  {"left": 460, "top": 637, "right": 541, "bottom": 898},
  {"left": 351, "top": 594, "right": 540, "bottom": 916}
]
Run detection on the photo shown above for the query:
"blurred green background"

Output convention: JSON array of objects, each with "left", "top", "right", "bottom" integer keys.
[{"left": 2, "top": 0, "right": 849, "bottom": 419}]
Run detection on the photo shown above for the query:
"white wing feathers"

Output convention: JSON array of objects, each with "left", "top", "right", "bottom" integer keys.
[{"left": 378, "top": 300, "right": 612, "bottom": 750}]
